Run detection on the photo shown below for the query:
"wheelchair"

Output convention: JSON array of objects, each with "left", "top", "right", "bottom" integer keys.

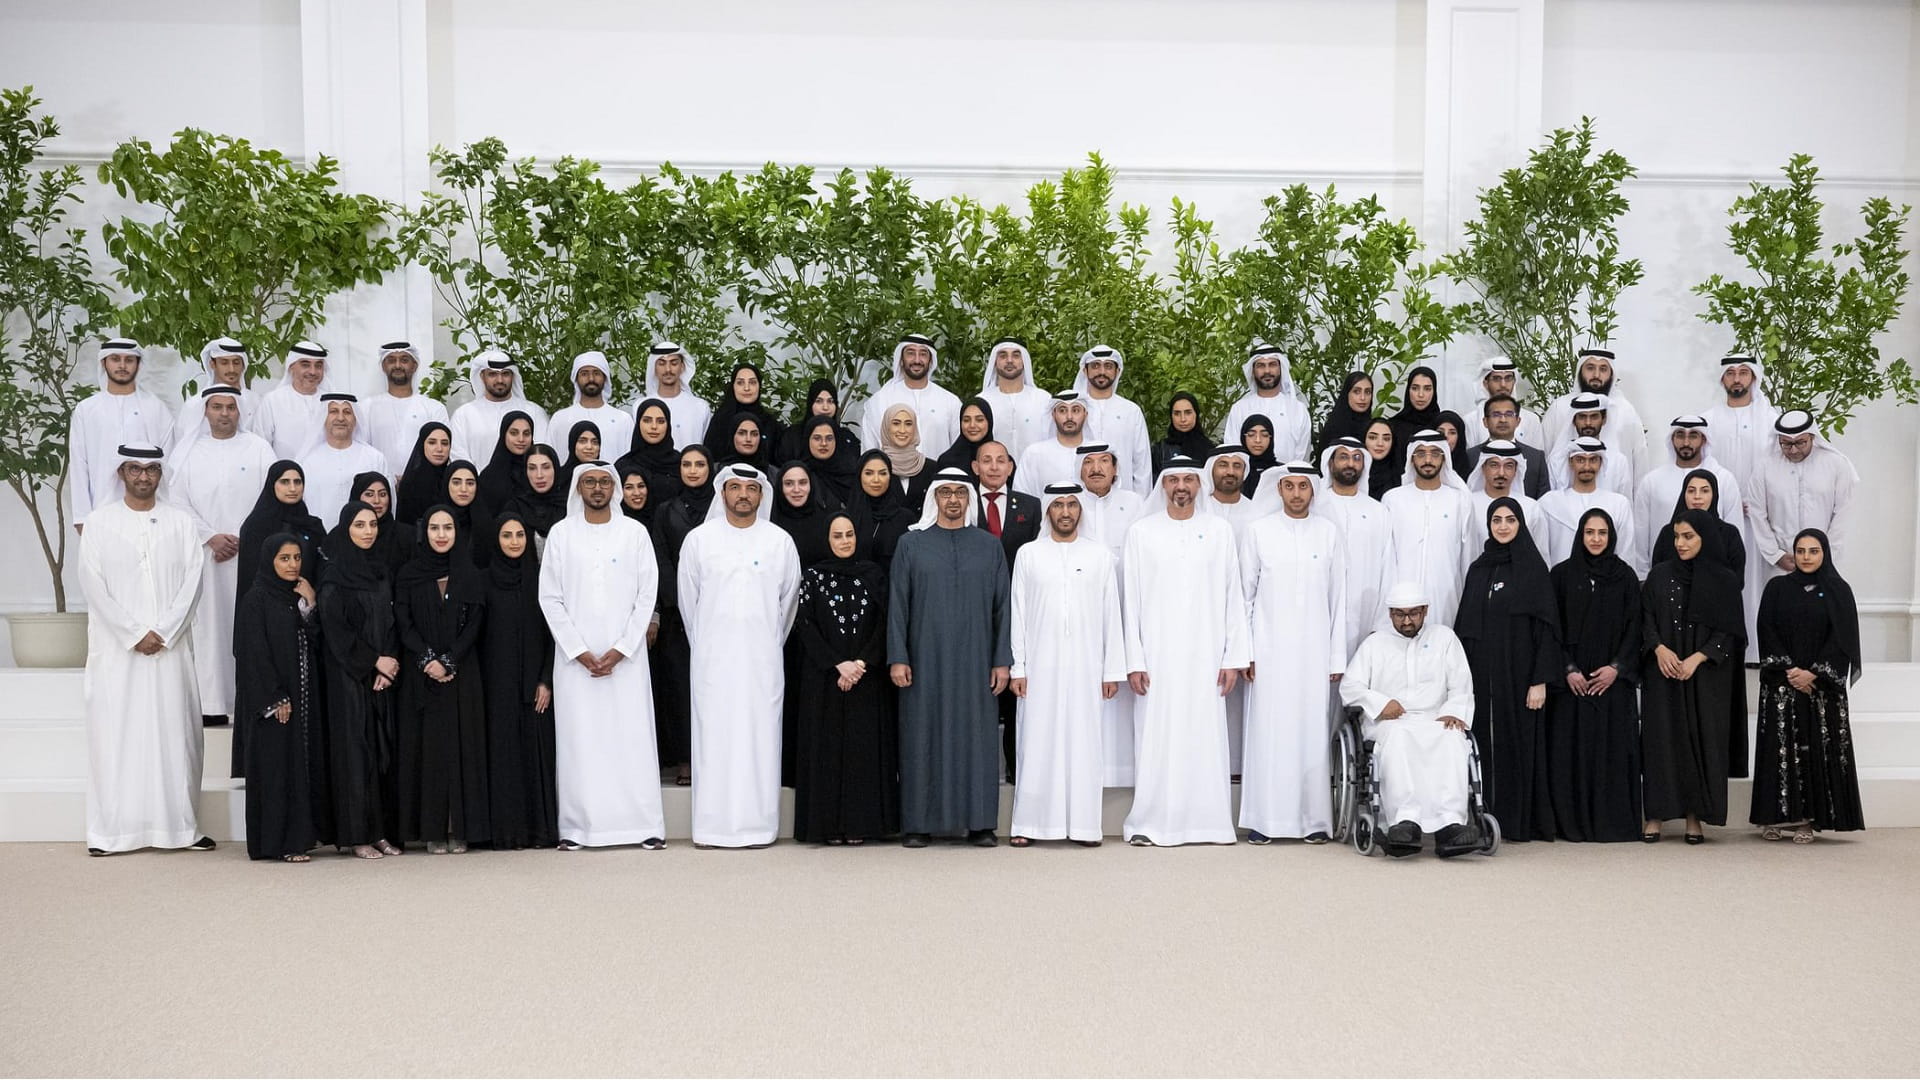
[{"left": 1328, "top": 706, "right": 1500, "bottom": 857}]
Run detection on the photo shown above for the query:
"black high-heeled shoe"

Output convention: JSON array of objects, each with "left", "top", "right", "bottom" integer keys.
[
  {"left": 1684, "top": 831, "right": 1705, "bottom": 845},
  {"left": 1641, "top": 829, "right": 1661, "bottom": 843}
]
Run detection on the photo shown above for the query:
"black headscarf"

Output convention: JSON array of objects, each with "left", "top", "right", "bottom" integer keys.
[
  {"left": 1162, "top": 391, "right": 1216, "bottom": 461},
  {"left": 512, "top": 445, "right": 568, "bottom": 537},
  {"left": 395, "top": 504, "right": 485, "bottom": 601},
  {"left": 347, "top": 471, "right": 409, "bottom": 574},
  {"left": 847, "top": 448, "right": 907, "bottom": 526},
  {"left": 235, "top": 461, "right": 327, "bottom": 623},
  {"left": 1549, "top": 507, "right": 1640, "bottom": 673},
  {"left": 561, "top": 419, "right": 602, "bottom": 473},
  {"left": 792, "top": 414, "right": 857, "bottom": 505},
  {"left": 1387, "top": 365, "right": 1442, "bottom": 441},
  {"left": 1457, "top": 495, "right": 1559, "bottom": 643},
  {"left": 1364, "top": 419, "right": 1401, "bottom": 500},
  {"left": 669, "top": 445, "right": 718, "bottom": 524},
  {"left": 714, "top": 410, "right": 771, "bottom": 470},
  {"left": 1766, "top": 528, "right": 1862, "bottom": 685},
  {"left": 251, "top": 531, "right": 307, "bottom": 609},
  {"left": 440, "top": 460, "right": 491, "bottom": 558},
  {"left": 704, "top": 362, "right": 781, "bottom": 448},
  {"left": 936, "top": 396, "right": 997, "bottom": 473},
  {"left": 396, "top": 421, "right": 452, "bottom": 527},
  {"left": 778, "top": 379, "right": 851, "bottom": 460},
  {"left": 772, "top": 460, "right": 836, "bottom": 567},
  {"left": 809, "top": 511, "right": 886, "bottom": 623},
  {"left": 1317, "top": 371, "right": 1376, "bottom": 452},
  {"left": 1239, "top": 414, "right": 1279, "bottom": 493},
  {"left": 616, "top": 460, "right": 654, "bottom": 526},
  {"left": 620, "top": 398, "right": 682, "bottom": 501},
  {"left": 478, "top": 409, "right": 535, "bottom": 512},
  {"left": 1669, "top": 508, "right": 1747, "bottom": 645},
  {"left": 320, "top": 500, "right": 389, "bottom": 592},
  {"left": 1651, "top": 468, "right": 1744, "bottom": 574},
  {"left": 480, "top": 509, "right": 547, "bottom": 697}
]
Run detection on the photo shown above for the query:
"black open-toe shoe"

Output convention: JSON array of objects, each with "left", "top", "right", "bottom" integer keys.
[
  {"left": 1684, "top": 831, "right": 1705, "bottom": 845},
  {"left": 1641, "top": 829, "right": 1661, "bottom": 843}
]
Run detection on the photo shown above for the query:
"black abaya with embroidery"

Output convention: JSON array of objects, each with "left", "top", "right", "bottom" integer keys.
[
  {"left": 1639, "top": 510, "right": 1746, "bottom": 826},
  {"left": 234, "top": 539, "right": 330, "bottom": 859},
  {"left": 1454, "top": 498, "right": 1562, "bottom": 841},
  {"left": 393, "top": 514, "right": 490, "bottom": 845},
  {"left": 317, "top": 505, "right": 401, "bottom": 847},
  {"left": 478, "top": 513, "right": 559, "bottom": 849},
  {"left": 791, "top": 555, "right": 899, "bottom": 842},
  {"left": 1545, "top": 510, "right": 1643, "bottom": 842}
]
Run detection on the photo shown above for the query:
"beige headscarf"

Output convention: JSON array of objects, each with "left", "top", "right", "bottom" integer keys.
[{"left": 879, "top": 403, "right": 926, "bottom": 478}]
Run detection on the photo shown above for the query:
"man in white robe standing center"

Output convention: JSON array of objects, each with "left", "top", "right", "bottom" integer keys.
[
  {"left": 1121, "top": 457, "right": 1250, "bottom": 846},
  {"left": 1238, "top": 461, "right": 1346, "bottom": 844},
  {"left": 1381, "top": 430, "right": 1474, "bottom": 628},
  {"left": 679, "top": 464, "right": 802, "bottom": 848},
  {"left": 1009, "top": 483, "right": 1125, "bottom": 846},
  {"left": 539, "top": 461, "right": 666, "bottom": 850},
  {"left": 78, "top": 444, "right": 213, "bottom": 856}
]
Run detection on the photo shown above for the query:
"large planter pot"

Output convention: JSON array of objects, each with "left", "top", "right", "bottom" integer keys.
[{"left": 7, "top": 611, "right": 89, "bottom": 668}]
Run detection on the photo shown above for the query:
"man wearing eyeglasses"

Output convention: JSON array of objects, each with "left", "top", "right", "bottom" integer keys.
[{"left": 1456, "top": 393, "right": 1549, "bottom": 499}]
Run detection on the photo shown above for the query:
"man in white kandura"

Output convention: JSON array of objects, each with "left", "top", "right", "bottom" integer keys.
[
  {"left": 1537, "top": 437, "right": 1638, "bottom": 572},
  {"left": 1121, "top": 457, "right": 1250, "bottom": 846},
  {"left": 976, "top": 337, "right": 1054, "bottom": 458},
  {"left": 1016, "top": 390, "right": 1090, "bottom": 494},
  {"left": 1072, "top": 345, "right": 1153, "bottom": 496},
  {"left": 1223, "top": 341, "right": 1312, "bottom": 463},
  {"left": 1746, "top": 408, "right": 1857, "bottom": 588},
  {"left": 1008, "top": 483, "right": 1125, "bottom": 847},
  {"left": 862, "top": 334, "right": 962, "bottom": 454},
  {"left": 1381, "top": 430, "right": 1474, "bottom": 628},
  {"left": 1544, "top": 393, "right": 1635, "bottom": 498},
  {"left": 1541, "top": 348, "right": 1648, "bottom": 481},
  {"left": 78, "top": 444, "right": 213, "bottom": 856},
  {"left": 300, "top": 394, "right": 389, "bottom": 526},
  {"left": 1239, "top": 462, "right": 1346, "bottom": 845},
  {"left": 1339, "top": 582, "right": 1480, "bottom": 859},
  {"left": 164, "top": 387, "right": 276, "bottom": 724},
  {"left": 1076, "top": 444, "right": 1143, "bottom": 556},
  {"left": 1632, "top": 416, "right": 1746, "bottom": 573},
  {"left": 169, "top": 338, "right": 253, "bottom": 448},
  {"left": 251, "top": 341, "right": 332, "bottom": 459},
  {"left": 644, "top": 341, "right": 712, "bottom": 452},
  {"left": 539, "top": 461, "right": 666, "bottom": 850},
  {"left": 1314, "top": 436, "right": 1392, "bottom": 656},
  {"left": 450, "top": 349, "right": 550, "bottom": 462},
  {"left": 679, "top": 464, "right": 802, "bottom": 848},
  {"left": 363, "top": 341, "right": 449, "bottom": 483},
  {"left": 1702, "top": 353, "right": 1781, "bottom": 490},
  {"left": 70, "top": 338, "right": 173, "bottom": 530},
  {"left": 1467, "top": 441, "right": 1548, "bottom": 562},
  {"left": 550, "top": 350, "right": 634, "bottom": 462},
  {"left": 1206, "top": 443, "right": 1265, "bottom": 532}
]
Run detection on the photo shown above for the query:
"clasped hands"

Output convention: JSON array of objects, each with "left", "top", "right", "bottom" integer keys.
[{"left": 574, "top": 649, "right": 628, "bottom": 678}]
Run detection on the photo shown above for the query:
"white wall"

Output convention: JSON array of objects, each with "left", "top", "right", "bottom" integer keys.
[{"left": 2, "top": 0, "right": 1917, "bottom": 657}]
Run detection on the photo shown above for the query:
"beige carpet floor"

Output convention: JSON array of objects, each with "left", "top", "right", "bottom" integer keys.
[{"left": 2, "top": 829, "right": 1916, "bottom": 1078}]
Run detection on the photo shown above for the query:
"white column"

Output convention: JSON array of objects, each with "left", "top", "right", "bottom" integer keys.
[
  {"left": 1422, "top": 0, "right": 1544, "bottom": 401},
  {"left": 299, "top": 0, "right": 436, "bottom": 396}
]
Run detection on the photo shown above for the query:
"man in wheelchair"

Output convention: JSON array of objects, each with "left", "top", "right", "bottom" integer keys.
[{"left": 1339, "top": 582, "right": 1485, "bottom": 858}]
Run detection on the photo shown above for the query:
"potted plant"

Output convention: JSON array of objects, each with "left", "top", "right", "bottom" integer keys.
[{"left": 0, "top": 87, "right": 114, "bottom": 666}]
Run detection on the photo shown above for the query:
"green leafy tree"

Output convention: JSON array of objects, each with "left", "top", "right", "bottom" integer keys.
[
  {"left": 0, "top": 88, "right": 114, "bottom": 610},
  {"left": 1441, "top": 118, "right": 1643, "bottom": 411},
  {"left": 1693, "top": 154, "right": 1913, "bottom": 435},
  {"left": 1234, "top": 184, "right": 1460, "bottom": 416},
  {"left": 96, "top": 128, "right": 395, "bottom": 389}
]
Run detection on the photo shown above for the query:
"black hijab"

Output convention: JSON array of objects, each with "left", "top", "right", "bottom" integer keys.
[
  {"left": 440, "top": 460, "right": 491, "bottom": 557},
  {"left": 847, "top": 449, "right": 907, "bottom": 528},
  {"left": 242, "top": 460, "right": 326, "bottom": 546},
  {"left": 936, "top": 397, "right": 996, "bottom": 473},
  {"left": 561, "top": 419, "right": 602, "bottom": 474},
  {"left": 778, "top": 379, "right": 850, "bottom": 459},
  {"left": 809, "top": 512, "right": 887, "bottom": 630},
  {"left": 1769, "top": 528, "right": 1862, "bottom": 684},
  {"left": 1457, "top": 495, "right": 1559, "bottom": 643},
  {"left": 1387, "top": 365, "right": 1442, "bottom": 438},
  {"left": 1652, "top": 468, "right": 1743, "bottom": 572},
  {"left": 481, "top": 509, "right": 548, "bottom": 696},
  {"left": 1317, "top": 371, "right": 1376, "bottom": 451},
  {"left": 1239, "top": 414, "right": 1279, "bottom": 493},
  {"left": 1162, "top": 391, "right": 1216, "bottom": 461},
  {"left": 396, "top": 421, "right": 452, "bottom": 527},
  {"left": 1435, "top": 410, "right": 1468, "bottom": 455},
  {"left": 320, "top": 500, "right": 389, "bottom": 592},
  {"left": 1668, "top": 508, "right": 1747, "bottom": 645},
  {"left": 512, "top": 445, "right": 568, "bottom": 537},
  {"left": 348, "top": 471, "right": 409, "bottom": 573},
  {"left": 1549, "top": 507, "right": 1637, "bottom": 662},
  {"left": 250, "top": 532, "right": 307, "bottom": 610},
  {"left": 478, "top": 409, "right": 535, "bottom": 512},
  {"left": 794, "top": 414, "right": 858, "bottom": 505},
  {"left": 704, "top": 362, "right": 780, "bottom": 447},
  {"left": 714, "top": 410, "right": 771, "bottom": 470},
  {"left": 616, "top": 460, "right": 655, "bottom": 526},
  {"left": 1364, "top": 419, "right": 1401, "bottom": 500},
  {"left": 669, "top": 445, "right": 718, "bottom": 524},
  {"left": 395, "top": 504, "right": 486, "bottom": 601},
  {"left": 772, "top": 460, "right": 836, "bottom": 567},
  {"left": 620, "top": 398, "right": 682, "bottom": 499}
]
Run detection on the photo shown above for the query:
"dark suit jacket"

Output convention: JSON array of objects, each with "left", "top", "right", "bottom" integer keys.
[
  {"left": 1457, "top": 439, "right": 1549, "bottom": 499},
  {"left": 976, "top": 487, "right": 1041, "bottom": 573}
]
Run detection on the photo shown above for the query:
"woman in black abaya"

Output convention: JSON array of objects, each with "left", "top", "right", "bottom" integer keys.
[
  {"left": 651, "top": 445, "right": 716, "bottom": 785},
  {"left": 1315, "top": 370, "right": 1376, "bottom": 455},
  {"left": 235, "top": 535, "right": 328, "bottom": 861},
  {"left": 935, "top": 397, "right": 996, "bottom": 473},
  {"left": 798, "top": 414, "right": 860, "bottom": 506},
  {"left": 778, "top": 378, "right": 858, "bottom": 464},
  {"left": 1455, "top": 496, "right": 1562, "bottom": 841},
  {"left": 477, "top": 410, "right": 536, "bottom": 513},
  {"left": 1363, "top": 418, "right": 1400, "bottom": 500},
  {"left": 232, "top": 461, "right": 327, "bottom": 778},
  {"left": 318, "top": 502, "right": 404, "bottom": 859},
  {"left": 1385, "top": 365, "right": 1443, "bottom": 450},
  {"left": 1151, "top": 391, "right": 1216, "bottom": 478},
  {"left": 1239, "top": 414, "right": 1280, "bottom": 495},
  {"left": 393, "top": 505, "right": 489, "bottom": 853},
  {"left": 846, "top": 449, "right": 912, "bottom": 572},
  {"left": 791, "top": 513, "right": 898, "bottom": 844},
  {"left": 1750, "top": 528, "right": 1865, "bottom": 840},
  {"left": 1649, "top": 468, "right": 1746, "bottom": 577},
  {"left": 1546, "top": 508, "right": 1643, "bottom": 842},
  {"left": 395, "top": 421, "right": 453, "bottom": 527},
  {"left": 478, "top": 511, "right": 557, "bottom": 850},
  {"left": 703, "top": 362, "right": 784, "bottom": 452},
  {"left": 618, "top": 399, "right": 682, "bottom": 504},
  {"left": 349, "top": 471, "right": 411, "bottom": 577},
  {"left": 1640, "top": 509, "right": 1746, "bottom": 842},
  {"left": 511, "top": 445, "right": 568, "bottom": 540}
]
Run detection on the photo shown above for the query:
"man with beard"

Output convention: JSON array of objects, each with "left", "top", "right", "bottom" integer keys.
[
  {"left": 71, "top": 339, "right": 175, "bottom": 530},
  {"left": 299, "top": 394, "right": 389, "bottom": 526},
  {"left": 1016, "top": 391, "right": 1091, "bottom": 494},
  {"left": 363, "top": 341, "right": 450, "bottom": 483},
  {"left": 1223, "top": 342, "right": 1311, "bottom": 463},
  {"left": 1462, "top": 356, "right": 1531, "bottom": 447},
  {"left": 169, "top": 338, "right": 254, "bottom": 447},
  {"left": 1008, "top": 484, "right": 1125, "bottom": 846},
  {"left": 1747, "top": 409, "right": 1856, "bottom": 582},
  {"left": 862, "top": 334, "right": 962, "bottom": 454},
  {"left": 1076, "top": 444, "right": 1143, "bottom": 554},
  {"left": 1467, "top": 442, "right": 1548, "bottom": 562},
  {"left": 1121, "top": 457, "right": 1249, "bottom": 846},
  {"left": 644, "top": 342, "right": 713, "bottom": 451},
  {"left": 1457, "top": 393, "right": 1548, "bottom": 498},
  {"left": 550, "top": 350, "right": 634, "bottom": 461},
  {"left": 1545, "top": 392, "right": 1634, "bottom": 497},
  {"left": 450, "top": 349, "right": 550, "bottom": 462},
  {"left": 889, "top": 468, "right": 1013, "bottom": 847},
  {"left": 1338, "top": 582, "right": 1479, "bottom": 858},
  {"left": 976, "top": 337, "right": 1054, "bottom": 458},
  {"left": 1541, "top": 348, "right": 1648, "bottom": 480},
  {"left": 1238, "top": 462, "right": 1346, "bottom": 844},
  {"left": 1631, "top": 417, "right": 1746, "bottom": 572},
  {"left": 1537, "top": 436, "right": 1639, "bottom": 572},
  {"left": 1381, "top": 431, "right": 1474, "bottom": 628},
  {"left": 1315, "top": 436, "right": 1392, "bottom": 655},
  {"left": 1701, "top": 354, "right": 1781, "bottom": 489},
  {"left": 251, "top": 341, "right": 334, "bottom": 459},
  {"left": 1073, "top": 346, "right": 1153, "bottom": 496},
  {"left": 165, "top": 387, "right": 277, "bottom": 725},
  {"left": 78, "top": 444, "right": 213, "bottom": 855},
  {"left": 1206, "top": 443, "right": 1264, "bottom": 530}
]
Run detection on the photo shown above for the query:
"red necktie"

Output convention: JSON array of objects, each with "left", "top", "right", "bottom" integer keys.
[{"left": 985, "top": 492, "right": 1003, "bottom": 537}]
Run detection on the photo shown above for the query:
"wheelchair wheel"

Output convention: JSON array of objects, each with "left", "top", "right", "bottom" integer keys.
[
  {"left": 1352, "top": 809, "right": 1378, "bottom": 856},
  {"left": 1328, "top": 723, "right": 1356, "bottom": 843},
  {"left": 1479, "top": 812, "right": 1501, "bottom": 856}
]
